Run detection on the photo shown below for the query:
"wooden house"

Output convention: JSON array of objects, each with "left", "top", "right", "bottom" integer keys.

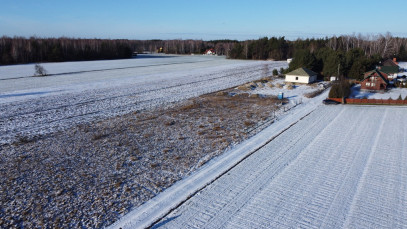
[{"left": 360, "top": 69, "right": 389, "bottom": 91}]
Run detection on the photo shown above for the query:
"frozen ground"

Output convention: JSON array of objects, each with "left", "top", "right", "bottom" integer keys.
[
  {"left": 0, "top": 55, "right": 287, "bottom": 145},
  {"left": 131, "top": 104, "right": 407, "bottom": 229},
  {"left": 350, "top": 84, "right": 407, "bottom": 99}
]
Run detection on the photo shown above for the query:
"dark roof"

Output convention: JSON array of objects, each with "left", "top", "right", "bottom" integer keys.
[
  {"left": 382, "top": 59, "right": 398, "bottom": 67},
  {"left": 378, "top": 66, "right": 399, "bottom": 74},
  {"left": 362, "top": 69, "right": 389, "bottom": 84},
  {"left": 286, "top": 67, "right": 317, "bottom": 77}
]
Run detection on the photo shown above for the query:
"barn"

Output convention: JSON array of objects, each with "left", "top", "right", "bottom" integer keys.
[
  {"left": 285, "top": 67, "right": 317, "bottom": 84},
  {"left": 360, "top": 69, "right": 389, "bottom": 91}
]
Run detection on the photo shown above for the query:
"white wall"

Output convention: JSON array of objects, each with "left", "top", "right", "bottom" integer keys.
[{"left": 285, "top": 74, "right": 316, "bottom": 84}]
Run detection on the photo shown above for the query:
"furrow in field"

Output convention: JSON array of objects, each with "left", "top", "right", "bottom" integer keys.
[
  {"left": 0, "top": 61, "right": 287, "bottom": 145},
  {"left": 154, "top": 106, "right": 407, "bottom": 229},
  {"left": 155, "top": 105, "right": 341, "bottom": 228}
]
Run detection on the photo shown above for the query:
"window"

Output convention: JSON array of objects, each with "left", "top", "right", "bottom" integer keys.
[
  {"left": 366, "top": 82, "right": 370, "bottom": 86},
  {"left": 295, "top": 77, "right": 299, "bottom": 80},
  {"left": 371, "top": 83, "right": 375, "bottom": 87}
]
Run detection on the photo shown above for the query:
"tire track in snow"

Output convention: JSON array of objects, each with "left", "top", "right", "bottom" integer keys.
[
  {"left": 342, "top": 107, "right": 407, "bottom": 228},
  {"left": 342, "top": 108, "right": 388, "bottom": 228},
  {"left": 153, "top": 106, "right": 407, "bottom": 229},
  {"left": 153, "top": 105, "right": 341, "bottom": 229}
]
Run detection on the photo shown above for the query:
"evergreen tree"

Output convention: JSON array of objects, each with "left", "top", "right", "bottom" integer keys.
[{"left": 288, "top": 49, "right": 317, "bottom": 72}]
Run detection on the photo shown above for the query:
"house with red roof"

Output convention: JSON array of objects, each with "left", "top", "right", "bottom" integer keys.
[{"left": 360, "top": 69, "right": 389, "bottom": 91}]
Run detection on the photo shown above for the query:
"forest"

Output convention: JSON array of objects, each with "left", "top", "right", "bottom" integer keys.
[
  {"left": 0, "top": 37, "right": 236, "bottom": 65},
  {"left": 2, "top": 33, "right": 407, "bottom": 80}
]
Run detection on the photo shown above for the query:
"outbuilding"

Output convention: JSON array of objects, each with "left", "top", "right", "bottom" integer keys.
[{"left": 285, "top": 67, "right": 317, "bottom": 84}]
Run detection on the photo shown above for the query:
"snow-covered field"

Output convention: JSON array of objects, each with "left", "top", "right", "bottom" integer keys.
[
  {"left": 0, "top": 55, "right": 287, "bottom": 145},
  {"left": 113, "top": 104, "right": 407, "bottom": 229}
]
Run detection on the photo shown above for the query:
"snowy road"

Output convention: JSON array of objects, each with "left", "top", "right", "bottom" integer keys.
[
  {"left": 0, "top": 55, "right": 287, "bottom": 144},
  {"left": 148, "top": 105, "right": 407, "bottom": 229}
]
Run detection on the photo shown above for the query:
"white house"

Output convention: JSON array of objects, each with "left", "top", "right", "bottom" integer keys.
[
  {"left": 285, "top": 67, "right": 318, "bottom": 84},
  {"left": 204, "top": 49, "right": 215, "bottom": 55}
]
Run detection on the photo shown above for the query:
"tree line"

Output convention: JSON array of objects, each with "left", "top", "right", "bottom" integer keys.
[
  {"left": 2, "top": 34, "right": 407, "bottom": 80},
  {"left": 0, "top": 36, "right": 238, "bottom": 65},
  {"left": 0, "top": 37, "right": 134, "bottom": 64}
]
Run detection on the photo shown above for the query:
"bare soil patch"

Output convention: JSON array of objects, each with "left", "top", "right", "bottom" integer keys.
[{"left": 0, "top": 89, "right": 285, "bottom": 228}]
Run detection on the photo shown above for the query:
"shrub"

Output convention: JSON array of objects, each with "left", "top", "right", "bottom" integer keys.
[
  {"left": 398, "top": 94, "right": 403, "bottom": 100},
  {"left": 272, "top": 69, "right": 278, "bottom": 76},
  {"left": 328, "top": 80, "right": 351, "bottom": 98},
  {"left": 34, "top": 64, "right": 47, "bottom": 76},
  {"left": 304, "top": 89, "right": 324, "bottom": 98}
]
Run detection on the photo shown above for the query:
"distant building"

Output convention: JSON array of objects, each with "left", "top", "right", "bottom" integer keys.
[
  {"left": 376, "top": 58, "right": 400, "bottom": 80},
  {"left": 330, "top": 76, "right": 338, "bottom": 81},
  {"left": 204, "top": 49, "right": 216, "bottom": 55},
  {"left": 157, "top": 47, "right": 164, "bottom": 53},
  {"left": 377, "top": 66, "right": 399, "bottom": 79},
  {"left": 360, "top": 69, "right": 389, "bottom": 91},
  {"left": 382, "top": 58, "right": 398, "bottom": 67},
  {"left": 285, "top": 67, "right": 317, "bottom": 84},
  {"left": 287, "top": 58, "right": 293, "bottom": 64}
]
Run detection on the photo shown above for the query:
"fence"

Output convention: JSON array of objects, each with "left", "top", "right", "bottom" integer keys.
[{"left": 328, "top": 98, "right": 407, "bottom": 105}]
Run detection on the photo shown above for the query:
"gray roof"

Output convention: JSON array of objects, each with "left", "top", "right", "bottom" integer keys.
[{"left": 286, "top": 67, "right": 317, "bottom": 77}]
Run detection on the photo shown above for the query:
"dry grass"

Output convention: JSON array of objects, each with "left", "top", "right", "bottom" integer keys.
[
  {"left": 216, "top": 91, "right": 229, "bottom": 96},
  {"left": 237, "top": 85, "right": 250, "bottom": 91},
  {"left": 179, "top": 102, "right": 201, "bottom": 111},
  {"left": 304, "top": 89, "right": 324, "bottom": 98},
  {"left": 244, "top": 121, "right": 255, "bottom": 126},
  {"left": 0, "top": 81, "right": 287, "bottom": 229},
  {"left": 266, "top": 82, "right": 274, "bottom": 88}
]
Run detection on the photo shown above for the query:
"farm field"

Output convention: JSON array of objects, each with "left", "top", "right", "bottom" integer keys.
[
  {"left": 145, "top": 105, "right": 407, "bottom": 229},
  {"left": 1, "top": 55, "right": 295, "bottom": 228},
  {"left": 0, "top": 55, "right": 287, "bottom": 145}
]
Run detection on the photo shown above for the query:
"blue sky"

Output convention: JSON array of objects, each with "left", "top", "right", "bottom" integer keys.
[{"left": 1, "top": 0, "right": 406, "bottom": 40}]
